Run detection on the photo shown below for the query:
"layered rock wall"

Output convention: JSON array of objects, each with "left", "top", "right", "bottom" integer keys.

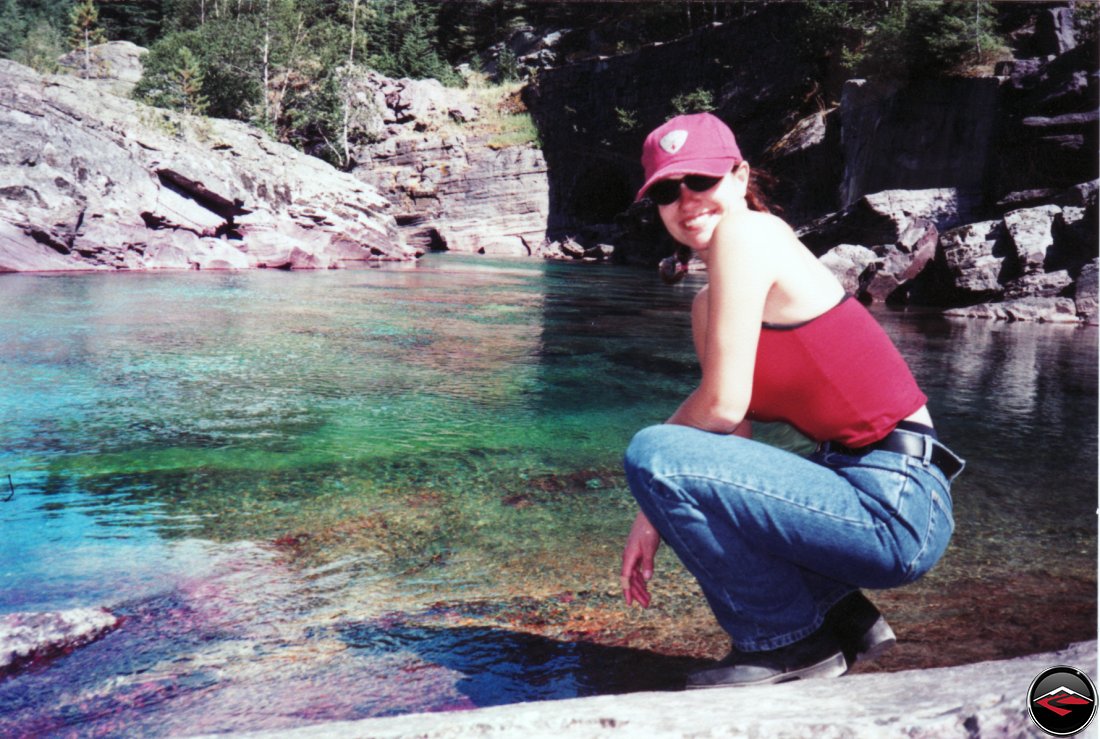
[
  {"left": 354, "top": 132, "right": 548, "bottom": 257},
  {"left": 345, "top": 73, "right": 549, "bottom": 256}
]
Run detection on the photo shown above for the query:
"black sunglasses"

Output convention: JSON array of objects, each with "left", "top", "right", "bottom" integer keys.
[{"left": 647, "top": 174, "right": 724, "bottom": 206}]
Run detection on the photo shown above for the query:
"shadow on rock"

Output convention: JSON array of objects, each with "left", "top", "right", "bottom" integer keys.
[{"left": 337, "top": 619, "right": 705, "bottom": 707}]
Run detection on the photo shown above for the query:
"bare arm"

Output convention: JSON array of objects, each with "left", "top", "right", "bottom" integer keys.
[
  {"left": 666, "top": 213, "right": 781, "bottom": 433},
  {"left": 622, "top": 215, "right": 783, "bottom": 608}
]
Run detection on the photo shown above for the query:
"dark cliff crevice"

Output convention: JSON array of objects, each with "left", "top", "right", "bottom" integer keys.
[
  {"left": 525, "top": 5, "right": 823, "bottom": 237},
  {"left": 155, "top": 169, "right": 251, "bottom": 220}
]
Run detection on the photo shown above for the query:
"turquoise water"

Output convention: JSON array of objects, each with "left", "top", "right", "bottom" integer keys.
[{"left": 0, "top": 255, "right": 1095, "bottom": 735}]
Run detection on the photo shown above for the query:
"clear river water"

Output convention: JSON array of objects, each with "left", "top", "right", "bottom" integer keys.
[{"left": 0, "top": 255, "right": 1095, "bottom": 736}]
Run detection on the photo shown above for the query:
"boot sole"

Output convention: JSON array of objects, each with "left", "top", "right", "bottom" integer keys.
[{"left": 685, "top": 651, "right": 848, "bottom": 689}]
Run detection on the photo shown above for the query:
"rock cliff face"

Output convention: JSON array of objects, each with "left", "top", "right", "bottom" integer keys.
[
  {"left": 524, "top": 3, "right": 1098, "bottom": 322},
  {"left": 345, "top": 74, "right": 549, "bottom": 256},
  {"left": 0, "top": 56, "right": 412, "bottom": 273}
]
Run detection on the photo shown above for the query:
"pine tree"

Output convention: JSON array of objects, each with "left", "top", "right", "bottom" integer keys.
[
  {"left": 174, "top": 46, "right": 208, "bottom": 115},
  {"left": 69, "top": 0, "right": 107, "bottom": 74}
]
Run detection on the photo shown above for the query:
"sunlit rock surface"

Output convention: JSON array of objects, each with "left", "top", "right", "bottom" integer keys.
[
  {"left": 207, "top": 640, "right": 1097, "bottom": 739},
  {"left": 802, "top": 183, "right": 1098, "bottom": 321},
  {"left": 56, "top": 40, "right": 148, "bottom": 96},
  {"left": 1, "top": 608, "right": 119, "bottom": 675},
  {"left": 0, "top": 57, "right": 412, "bottom": 273},
  {"left": 345, "top": 72, "right": 549, "bottom": 256}
]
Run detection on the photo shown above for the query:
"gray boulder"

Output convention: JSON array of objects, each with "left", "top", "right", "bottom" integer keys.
[
  {"left": 937, "top": 220, "right": 1007, "bottom": 298},
  {"left": 820, "top": 244, "right": 877, "bottom": 296},
  {"left": 0, "top": 59, "right": 412, "bottom": 273},
  {"left": 1004, "top": 204, "right": 1061, "bottom": 274},
  {"left": 801, "top": 178, "right": 1094, "bottom": 319},
  {"left": 56, "top": 40, "right": 147, "bottom": 95},
  {"left": 1004, "top": 269, "right": 1074, "bottom": 300},
  {"left": 862, "top": 219, "right": 939, "bottom": 303},
  {"left": 799, "top": 188, "right": 962, "bottom": 256}
]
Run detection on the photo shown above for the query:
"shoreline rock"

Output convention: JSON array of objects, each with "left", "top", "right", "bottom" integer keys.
[
  {"left": 800, "top": 183, "right": 1099, "bottom": 324},
  {"left": 1, "top": 607, "right": 120, "bottom": 676},
  {"left": 0, "top": 57, "right": 414, "bottom": 274},
  {"left": 193, "top": 640, "right": 1098, "bottom": 738}
]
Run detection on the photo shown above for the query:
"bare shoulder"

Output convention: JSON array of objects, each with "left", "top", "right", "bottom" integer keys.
[
  {"left": 725, "top": 210, "right": 793, "bottom": 237},
  {"left": 715, "top": 210, "right": 798, "bottom": 254}
]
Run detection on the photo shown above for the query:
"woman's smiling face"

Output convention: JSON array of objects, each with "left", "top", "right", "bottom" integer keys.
[{"left": 657, "top": 163, "right": 749, "bottom": 251}]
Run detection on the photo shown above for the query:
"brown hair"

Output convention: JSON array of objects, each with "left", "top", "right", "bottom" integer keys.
[{"left": 746, "top": 168, "right": 780, "bottom": 215}]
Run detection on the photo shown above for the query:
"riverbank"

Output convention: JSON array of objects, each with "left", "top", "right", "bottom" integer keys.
[{"left": 194, "top": 640, "right": 1098, "bottom": 738}]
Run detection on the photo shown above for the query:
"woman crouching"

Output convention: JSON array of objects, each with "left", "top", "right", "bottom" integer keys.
[{"left": 620, "top": 113, "right": 965, "bottom": 689}]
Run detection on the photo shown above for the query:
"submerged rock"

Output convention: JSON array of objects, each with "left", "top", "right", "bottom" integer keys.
[{"left": 0, "top": 607, "right": 120, "bottom": 676}]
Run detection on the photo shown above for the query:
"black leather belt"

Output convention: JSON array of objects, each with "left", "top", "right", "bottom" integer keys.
[{"left": 820, "top": 430, "right": 964, "bottom": 479}]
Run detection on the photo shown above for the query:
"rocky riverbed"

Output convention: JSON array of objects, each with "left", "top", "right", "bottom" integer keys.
[{"left": 0, "top": 608, "right": 120, "bottom": 677}]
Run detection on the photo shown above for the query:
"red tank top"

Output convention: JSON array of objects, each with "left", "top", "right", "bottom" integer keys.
[{"left": 748, "top": 297, "right": 927, "bottom": 447}]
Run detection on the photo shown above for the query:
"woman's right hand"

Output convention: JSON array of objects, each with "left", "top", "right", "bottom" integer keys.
[{"left": 621, "top": 510, "right": 661, "bottom": 608}]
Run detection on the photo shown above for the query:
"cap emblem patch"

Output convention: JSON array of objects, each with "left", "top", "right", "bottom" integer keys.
[{"left": 659, "top": 130, "right": 688, "bottom": 154}]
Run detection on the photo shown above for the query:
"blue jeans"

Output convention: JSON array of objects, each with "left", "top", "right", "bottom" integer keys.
[{"left": 623, "top": 424, "right": 962, "bottom": 652}]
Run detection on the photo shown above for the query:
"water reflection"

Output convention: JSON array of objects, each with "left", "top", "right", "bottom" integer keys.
[{"left": 883, "top": 312, "right": 1097, "bottom": 576}]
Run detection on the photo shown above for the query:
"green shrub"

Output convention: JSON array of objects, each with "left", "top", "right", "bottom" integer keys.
[
  {"left": 615, "top": 107, "right": 639, "bottom": 133},
  {"left": 1074, "top": 2, "right": 1099, "bottom": 47},
  {"left": 134, "top": 25, "right": 262, "bottom": 120},
  {"left": 487, "top": 111, "right": 540, "bottom": 149},
  {"left": 0, "top": 0, "right": 25, "bottom": 59},
  {"left": 496, "top": 46, "right": 520, "bottom": 84},
  {"left": 9, "top": 19, "right": 63, "bottom": 72},
  {"left": 362, "top": 0, "right": 459, "bottom": 85},
  {"left": 671, "top": 88, "right": 715, "bottom": 115}
]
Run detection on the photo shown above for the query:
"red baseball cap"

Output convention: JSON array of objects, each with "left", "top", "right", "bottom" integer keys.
[{"left": 636, "top": 113, "right": 743, "bottom": 202}]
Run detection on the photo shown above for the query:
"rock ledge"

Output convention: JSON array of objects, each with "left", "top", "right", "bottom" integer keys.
[{"left": 199, "top": 640, "right": 1098, "bottom": 738}]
